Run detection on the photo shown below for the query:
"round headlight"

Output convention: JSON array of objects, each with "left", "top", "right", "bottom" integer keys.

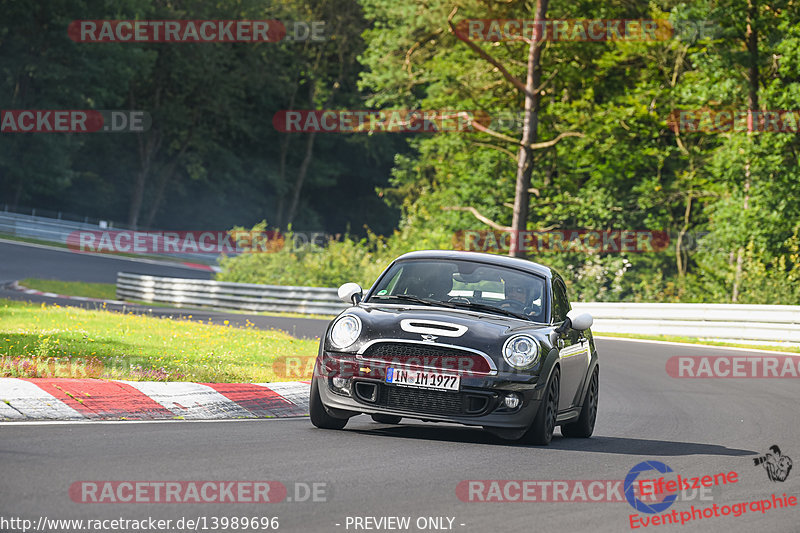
[
  {"left": 502, "top": 335, "right": 539, "bottom": 369},
  {"left": 330, "top": 315, "right": 362, "bottom": 349}
]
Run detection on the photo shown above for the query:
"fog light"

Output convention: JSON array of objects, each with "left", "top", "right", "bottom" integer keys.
[
  {"left": 332, "top": 377, "right": 349, "bottom": 389},
  {"left": 503, "top": 393, "right": 521, "bottom": 409}
]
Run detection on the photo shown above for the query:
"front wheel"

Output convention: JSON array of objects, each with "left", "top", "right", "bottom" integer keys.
[
  {"left": 309, "top": 374, "right": 348, "bottom": 430},
  {"left": 521, "top": 367, "right": 560, "bottom": 445},
  {"left": 561, "top": 367, "right": 598, "bottom": 438}
]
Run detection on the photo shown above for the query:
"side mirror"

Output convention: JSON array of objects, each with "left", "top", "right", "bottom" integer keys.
[
  {"left": 338, "top": 282, "right": 363, "bottom": 305},
  {"left": 567, "top": 309, "right": 593, "bottom": 331}
]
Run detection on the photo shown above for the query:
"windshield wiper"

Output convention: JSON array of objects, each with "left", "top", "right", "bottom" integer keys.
[
  {"left": 448, "top": 301, "right": 530, "bottom": 321},
  {"left": 370, "top": 294, "right": 456, "bottom": 308}
]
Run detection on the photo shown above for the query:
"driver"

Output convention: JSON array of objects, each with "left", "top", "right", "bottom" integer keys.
[
  {"left": 502, "top": 277, "right": 544, "bottom": 320},
  {"left": 428, "top": 268, "right": 454, "bottom": 301},
  {"left": 504, "top": 280, "right": 529, "bottom": 305}
]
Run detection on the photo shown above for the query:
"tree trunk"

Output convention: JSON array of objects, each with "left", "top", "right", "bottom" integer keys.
[
  {"left": 142, "top": 136, "right": 191, "bottom": 228},
  {"left": 733, "top": 0, "right": 759, "bottom": 303},
  {"left": 510, "top": 0, "right": 548, "bottom": 257},
  {"left": 676, "top": 192, "right": 693, "bottom": 279},
  {"left": 285, "top": 79, "right": 321, "bottom": 229},
  {"left": 128, "top": 130, "right": 161, "bottom": 228},
  {"left": 285, "top": 129, "right": 317, "bottom": 228}
]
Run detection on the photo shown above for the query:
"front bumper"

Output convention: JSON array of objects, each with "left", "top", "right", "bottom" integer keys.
[{"left": 316, "top": 351, "right": 545, "bottom": 430}]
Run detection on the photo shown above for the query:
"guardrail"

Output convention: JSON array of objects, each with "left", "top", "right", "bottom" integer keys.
[
  {"left": 117, "top": 273, "right": 800, "bottom": 346},
  {"left": 571, "top": 302, "right": 800, "bottom": 345},
  {"left": 0, "top": 210, "right": 118, "bottom": 244},
  {"left": 116, "top": 272, "right": 347, "bottom": 315},
  {"left": 0, "top": 210, "right": 216, "bottom": 263}
]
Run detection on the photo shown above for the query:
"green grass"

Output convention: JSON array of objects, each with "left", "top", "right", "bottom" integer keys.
[
  {"left": 0, "top": 299, "right": 318, "bottom": 382},
  {"left": 21, "top": 278, "right": 117, "bottom": 300},
  {"left": 594, "top": 331, "right": 800, "bottom": 353}
]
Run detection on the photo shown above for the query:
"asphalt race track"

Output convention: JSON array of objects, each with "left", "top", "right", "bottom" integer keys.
[
  {"left": 2, "top": 338, "right": 798, "bottom": 533},
  {"left": 0, "top": 239, "right": 213, "bottom": 283},
  {"left": 1, "top": 239, "right": 798, "bottom": 532}
]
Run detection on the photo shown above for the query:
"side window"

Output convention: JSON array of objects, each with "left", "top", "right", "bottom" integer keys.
[
  {"left": 551, "top": 279, "right": 570, "bottom": 323},
  {"left": 384, "top": 268, "right": 403, "bottom": 294}
]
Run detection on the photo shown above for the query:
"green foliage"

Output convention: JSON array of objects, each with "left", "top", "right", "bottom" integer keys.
[
  {"left": 3, "top": 0, "right": 799, "bottom": 304},
  {"left": 217, "top": 220, "right": 452, "bottom": 288}
]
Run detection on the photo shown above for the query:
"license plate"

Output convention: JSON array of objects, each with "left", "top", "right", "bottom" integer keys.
[{"left": 385, "top": 367, "right": 460, "bottom": 391}]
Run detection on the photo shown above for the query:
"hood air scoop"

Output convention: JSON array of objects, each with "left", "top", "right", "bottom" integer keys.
[{"left": 400, "top": 319, "right": 468, "bottom": 337}]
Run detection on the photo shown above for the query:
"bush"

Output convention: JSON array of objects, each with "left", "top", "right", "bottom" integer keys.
[{"left": 216, "top": 221, "right": 452, "bottom": 288}]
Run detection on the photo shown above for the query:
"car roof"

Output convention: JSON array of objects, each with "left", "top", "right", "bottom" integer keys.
[{"left": 393, "top": 250, "right": 554, "bottom": 279}]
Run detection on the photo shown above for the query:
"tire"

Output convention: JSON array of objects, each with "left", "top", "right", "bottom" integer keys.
[
  {"left": 521, "top": 367, "right": 560, "bottom": 445},
  {"left": 371, "top": 414, "right": 402, "bottom": 424},
  {"left": 309, "top": 375, "right": 349, "bottom": 430},
  {"left": 561, "top": 367, "right": 598, "bottom": 438}
]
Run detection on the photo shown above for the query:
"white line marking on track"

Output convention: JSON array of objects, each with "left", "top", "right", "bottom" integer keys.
[
  {"left": 595, "top": 335, "right": 800, "bottom": 355},
  {"left": 0, "top": 416, "right": 307, "bottom": 426}
]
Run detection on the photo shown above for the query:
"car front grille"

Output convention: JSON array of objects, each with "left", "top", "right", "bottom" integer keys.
[
  {"left": 361, "top": 342, "right": 492, "bottom": 374},
  {"left": 370, "top": 384, "right": 492, "bottom": 416},
  {"left": 379, "top": 386, "right": 465, "bottom": 415}
]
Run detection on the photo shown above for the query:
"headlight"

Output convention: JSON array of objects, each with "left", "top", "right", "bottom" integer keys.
[
  {"left": 502, "top": 335, "right": 539, "bottom": 369},
  {"left": 330, "top": 314, "right": 362, "bottom": 349}
]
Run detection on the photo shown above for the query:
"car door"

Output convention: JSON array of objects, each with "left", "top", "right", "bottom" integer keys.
[{"left": 551, "top": 277, "right": 588, "bottom": 409}]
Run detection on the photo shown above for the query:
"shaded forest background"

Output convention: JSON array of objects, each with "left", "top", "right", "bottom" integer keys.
[{"left": 2, "top": 0, "right": 800, "bottom": 304}]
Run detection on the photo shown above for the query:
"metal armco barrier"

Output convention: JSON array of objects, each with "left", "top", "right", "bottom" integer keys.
[
  {"left": 116, "top": 272, "right": 347, "bottom": 315},
  {"left": 571, "top": 302, "right": 800, "bottom": 345},
  {"left": 0, "top": 210, "right": 216, "bottom": 263},
  {"left": 117, "top": 273, "right": 800, "bottom": 345}
]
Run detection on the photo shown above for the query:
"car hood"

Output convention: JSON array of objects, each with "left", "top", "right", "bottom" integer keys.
[{"left": 325, "top": 303, "right": 552, "bottom": 356}]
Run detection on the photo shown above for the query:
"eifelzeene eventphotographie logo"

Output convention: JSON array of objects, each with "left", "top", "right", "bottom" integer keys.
[{"left": 753, "top": 445, "right": 793, "bottom": 482}]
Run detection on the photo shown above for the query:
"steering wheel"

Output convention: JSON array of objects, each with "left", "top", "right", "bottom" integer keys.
[
  {"left": 523, "top": 304, "right": 543, "bottom": 319},
  {"left": 448, "top": 297, "right": 471, "bottom": 305},
  {"left": 499, "top": 299, "right": 526, "bottom": 313}
]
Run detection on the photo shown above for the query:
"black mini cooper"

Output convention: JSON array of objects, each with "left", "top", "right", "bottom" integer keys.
[{"left": 310, "top": 250, "right": 598, "bottom": 445}]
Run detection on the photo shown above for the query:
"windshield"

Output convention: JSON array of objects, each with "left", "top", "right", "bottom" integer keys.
[{"left": 367, "top": 259, "right": 548, "bottom": 322}]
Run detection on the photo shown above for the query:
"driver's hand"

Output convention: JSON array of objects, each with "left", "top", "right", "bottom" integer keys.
[{"left": 523, "top": 305, "right": 541, "bottom": 317}]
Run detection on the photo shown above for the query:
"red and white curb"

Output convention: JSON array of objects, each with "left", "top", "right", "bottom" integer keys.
[
  {"left": 0, "top": 378, "right": 310, "bottom": 421},
  {"left": 180, "top": 262, "right": 222, "bottom": 273}
]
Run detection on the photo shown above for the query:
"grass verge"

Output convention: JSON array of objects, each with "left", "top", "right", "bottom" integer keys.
[
  {"left": 21, "top": 278, "right": 117, "bottom": 300},
  {"left": 0, "top": 299, "right": 318, "bottom": 382}
]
